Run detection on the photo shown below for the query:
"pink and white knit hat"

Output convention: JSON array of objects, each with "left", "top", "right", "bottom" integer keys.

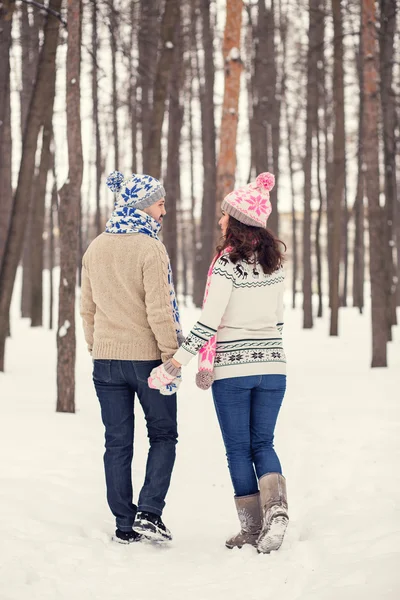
[{"left": 221, "top": 172, "right": 275, "bottom": 228}]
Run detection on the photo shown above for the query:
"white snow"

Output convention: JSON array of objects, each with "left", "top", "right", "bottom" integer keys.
[
  {"left": 228, "top": 47, "right": 240, "bottom": 61},
  {"left": 58, "top": 320, "right": 70, "bottom": 338},
  {"left": 1, "top": 272, "right": 400, "bottom": 599}
]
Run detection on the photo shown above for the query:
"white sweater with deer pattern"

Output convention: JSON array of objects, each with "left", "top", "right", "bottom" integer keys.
[{"left": 174, "top": 255, "right": 286, "bottom": 381}]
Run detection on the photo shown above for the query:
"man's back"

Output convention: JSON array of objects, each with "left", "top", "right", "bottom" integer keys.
[{"left": 81, "top": 232, "right": 179, "bottom": 361}]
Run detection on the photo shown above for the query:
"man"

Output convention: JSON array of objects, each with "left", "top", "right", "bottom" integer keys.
[{"left": 80, "top": 171, "right": 182, "bottom": 544}]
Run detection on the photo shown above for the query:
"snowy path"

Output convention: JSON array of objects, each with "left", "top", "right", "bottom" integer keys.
[{"left": 1, "top": 290, "right": 400, "bottom": 600}]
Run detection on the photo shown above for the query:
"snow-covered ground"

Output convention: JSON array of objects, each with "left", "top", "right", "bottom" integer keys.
[{"left": 1, "top": 273, "right": 400, "bottom": 600}]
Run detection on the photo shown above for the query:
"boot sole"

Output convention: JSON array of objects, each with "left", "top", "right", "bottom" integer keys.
[
  {"left": 257, "top": 515, "right": 288, "bottom": 554},
  {"left": 133, "top": 520, "right": 172, "bottom": 542},
  {"left": 111, "top": 535, "right": 142, "bottom": 545}
]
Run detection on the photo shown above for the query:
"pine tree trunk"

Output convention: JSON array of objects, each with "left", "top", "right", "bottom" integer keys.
[
  {"left": 20, "top": 4, "right": 41, "bottom": 319},
  {"left": 352, "top": 37, "right": 365, "bottom": 313},
  {"left": 0, "top": 1, "right": 14, "bottom": 272},
  {"left": 330, "top": 0, "right": 345, "bottom": 336},
  {"left": 109, "top": 0, "right": 119, "bottom": 169},
  {"left": 145, "top": 0, "right": 180, "bottom": 178},
  {"left": 379, "top": 0, "right": 397, "bottom": 335},
  {"left": 92, "top": 0, "right": 102, "bottom": 236},
  {"left": 164, "top": 10, "right": 184, "bottom": 282},
  {"left": 303, "top": 0, "right": 319, "bottom": 330},
  {"left": 129, "top": 0, "right": 139, "bottom": 174},
  {"left": 362, "top": 0, "right": 387, "bottom": 367},
  {"left": 30, "top": 123, "right": 53, "bottom": 327},
  {"left": 57, "top": 0, "right": 83, "bottom": 412},
  {"left": 0, "top": 0, "right": 62, "bottom": 372},
  {"left": 49, "top": 179, "right": 57, "bottom": 330},
  {"left": 139, "top": 0, "right": 160, "bottom": 171},
  {"left": 193, "top": 0, "right": 217, "bottom": 307},
  {"left": 214, "top": 0, "right": 243, "bottom": 246},
  {"left": 315, "top": 0, "right": 325, "bottom": 318}
]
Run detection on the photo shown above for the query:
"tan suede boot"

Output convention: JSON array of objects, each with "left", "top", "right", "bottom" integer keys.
[
  {"left": 225, "top": 492, "right": 262, "bottom": 549},
  {"left": 257, "top": 473, "right": 289, "bottom": 554}
]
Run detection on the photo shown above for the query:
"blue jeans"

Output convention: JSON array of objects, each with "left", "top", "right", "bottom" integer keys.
[
  {"left": 212, "top": 374, "right": 286, "bottom": 497},
  {"left": 93, "top": 359, "right": 178, "bottom": 532}
]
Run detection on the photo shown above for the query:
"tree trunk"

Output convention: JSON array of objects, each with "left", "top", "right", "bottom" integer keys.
[
  {"left": 0, "top": 1, "right": 14, "bottom": 272},
  {"left": 214, "top": 0, "right": 243, "bottom": 246},
  {"left": 49, "top": 176, "right": 58, "bottom": 330},
  {"left": 193, "top": 0, "right": 218, "bottom": 307},
  {"left": 315, "top": 0, "right": 325, "bottom": 318},
  {"left": 92, "top": 0, "right": 102, "bottom": 236},
  {"left": 57, "top": 0, "right": 83, "bottom": 412},
  {"left": 352, "top": 37, "right": 365, "bottom": 313},
  {"left": 330, "top": 0, "right": 345, "bottom": 336},
  {"left": 139, "top": 0, "right": 160, "bottom": 171},
  {"left": 303, "top": 0, "right": 319, "bottom": 330},
  {"left": 379, "top": 0, "right": 397, "bottom": 335},
  {"left": 129, "top": 0, "right": 139, "bottom": 174},
  {"left": 145, "top": 0, "right": 180, "bottom": 178},
  {"left": 164, "top": 10, "right": 184, "bottom": 282},
  {"left": 362, "top": 0, "right": 387, "bottom": 367},
  {"left": 30, "top": 123, "right": 53, "bottom": 327},
  {"left": 20, "top": 3, "right": 41, "bottom": 319},
  {"left": 109, "top": 0, "right": 119, "bottom": 169},
  {"left": 0, "top": 0, "right": 62, "bottom": 372}
]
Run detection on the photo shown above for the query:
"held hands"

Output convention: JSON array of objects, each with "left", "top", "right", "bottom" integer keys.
[{"left": 148, "top": 359, "right": 182, "bottom": 396}]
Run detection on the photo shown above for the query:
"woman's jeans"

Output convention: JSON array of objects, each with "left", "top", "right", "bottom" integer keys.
[
  {"left": 93, "top": 359, "right": 178, "bottom": 532},
  {"left": 212, "top": 374, "right": 286, "bottom": 498}
]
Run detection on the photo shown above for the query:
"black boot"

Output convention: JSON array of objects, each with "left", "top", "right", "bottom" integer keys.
[
  {"left": 112, "top": 529, "right": 142, "bottom": 544},
  {"left": 133, "top": 511, "right": 172, "bottom": 541}
]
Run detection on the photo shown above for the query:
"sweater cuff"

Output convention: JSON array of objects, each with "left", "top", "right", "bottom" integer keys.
[
  {"left": 163, "top": 360, "right": 181, "bottom": 377},
  {"left": 173, "top": 345, "right": 196, "bottom": 367}
]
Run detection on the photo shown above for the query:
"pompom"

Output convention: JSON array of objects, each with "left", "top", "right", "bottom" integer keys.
[
  {"left": 106, "top": 170, "right": 124, "bottom": 193},
  {"left": 196, "top": 370, "right": 215, "bottom": 390},
  {"left": 256, "top": 172, "right": 275, "bottom": 192}
]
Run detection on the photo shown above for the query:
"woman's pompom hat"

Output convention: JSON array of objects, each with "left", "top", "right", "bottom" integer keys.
[
  {"left": 106, "top": 171, "right": 166, "bottom": 211},
  {"left": 221, "top": 172, "right": 275, "bottom": 228}
]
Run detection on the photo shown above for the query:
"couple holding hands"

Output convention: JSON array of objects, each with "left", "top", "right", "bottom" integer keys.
[{"left": 80, "top": 169, "right": 288, "bottom": 554}]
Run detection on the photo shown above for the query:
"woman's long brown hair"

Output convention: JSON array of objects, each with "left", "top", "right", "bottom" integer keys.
[{"left": 216, "top": 216, "right": 286, "bottom": 275}]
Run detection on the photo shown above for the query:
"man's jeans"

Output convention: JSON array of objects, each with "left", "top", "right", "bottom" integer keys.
[
  {"left": 93, "top": 359, "right": 178, "bottom": 532},
  {"left": 212, "top": 374, "right": 286, "bottom": 498}
]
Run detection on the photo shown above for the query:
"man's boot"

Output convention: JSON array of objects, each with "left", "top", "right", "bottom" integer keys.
[
  {"left": 257, "top": 473, "right": 289, "bottom": 554},
  {"left": 225, "top": 492, "right": 262, "bottom": 549}
]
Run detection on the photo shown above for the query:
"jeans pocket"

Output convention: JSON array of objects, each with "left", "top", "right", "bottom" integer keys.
[
  {"left": 93, "top": 359, "right": 112, "bottom": 383},
  {"left": 133, "top": 360, "right": 162, "bottom": 383}
]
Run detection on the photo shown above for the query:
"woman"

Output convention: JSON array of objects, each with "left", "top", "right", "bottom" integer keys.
[{"left": 148, "top": 173, "right": 288, "bottom": 554}]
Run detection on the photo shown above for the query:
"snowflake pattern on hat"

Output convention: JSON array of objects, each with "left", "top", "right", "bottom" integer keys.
[{"left": 222, "top": 172, "right": 275, "bottom": 227}]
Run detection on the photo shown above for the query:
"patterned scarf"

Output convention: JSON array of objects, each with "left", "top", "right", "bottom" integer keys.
[
  {"left": 197, "top": 248, "right": 231, "bottom": 385},
  {"left": 105, "top": 207, "right": 183, "bottom": 339}
]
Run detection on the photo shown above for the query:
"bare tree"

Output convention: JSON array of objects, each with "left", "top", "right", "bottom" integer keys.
[
  {"left": 0, "top": 0, "right": 14, "bottom": 272},
  {"left": 214, "top": 0, "right": 243, "bottom": 245},
  {"left": 92, "top": 0, "right": 102, "bottom": 236},
  {"left": 139, "top": 0, "right": 160, "bottom": 170},
  {"left": 352, "top": 19, "right": 365, "bottom": 314},
  {"left": 20, "top": 3, "right": 41, "bottom": 318},
  {"left": 193, "top": 0, "right": 217, "bottom": 307},
  {"left": 330, "top": 0, "right": 345, "bottom": 336},
  {"left": 145, "top": 0, "right": 180, "bottom": 178},
  {"left": 362, "top": 0, "right": 387, "bottom": 367},
  {"left": 109, "top": 0, "right": 119, "bottom": 169},
  {"left": 379, "top": 0, "right": 398, "bottom": 336},
  {"left": 164, "top": 8, "right": 184, "bottom": 280},
  {"left": 57, "top": 0, "right": 84, "bottom": 412},
  {"left": 303, "top": 0, "right": 319, "bottom": 329},
  {"left": 0, "top": 0, "right": 62, "bottom": 372}
]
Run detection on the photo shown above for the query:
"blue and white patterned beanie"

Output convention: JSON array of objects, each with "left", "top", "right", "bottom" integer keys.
[{"left": 106, "top": 171, "right": 166, "bottom": 210}]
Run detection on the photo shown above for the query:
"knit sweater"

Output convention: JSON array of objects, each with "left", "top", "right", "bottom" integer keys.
[
  {"left": 80, "top": 233, "right": 179, "bottom": 361},
  {"left": 174, "top": 255, "right": 286, "bottom": 380}
]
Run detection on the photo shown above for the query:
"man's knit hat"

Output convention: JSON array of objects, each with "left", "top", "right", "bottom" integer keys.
[
  {"left": 221, "top": 172, "right": 275, "bottom": 228},
  {"left": 106, "top": 171, "right": 166, "bottom": 211}
]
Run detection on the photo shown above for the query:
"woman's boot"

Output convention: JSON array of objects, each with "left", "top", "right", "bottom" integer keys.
[
  {"left": 225, "top": 492, "right": 262, "bottom": 549},
  {"left": 257, "top": 473, "right": 289, "bottom": 553}
]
